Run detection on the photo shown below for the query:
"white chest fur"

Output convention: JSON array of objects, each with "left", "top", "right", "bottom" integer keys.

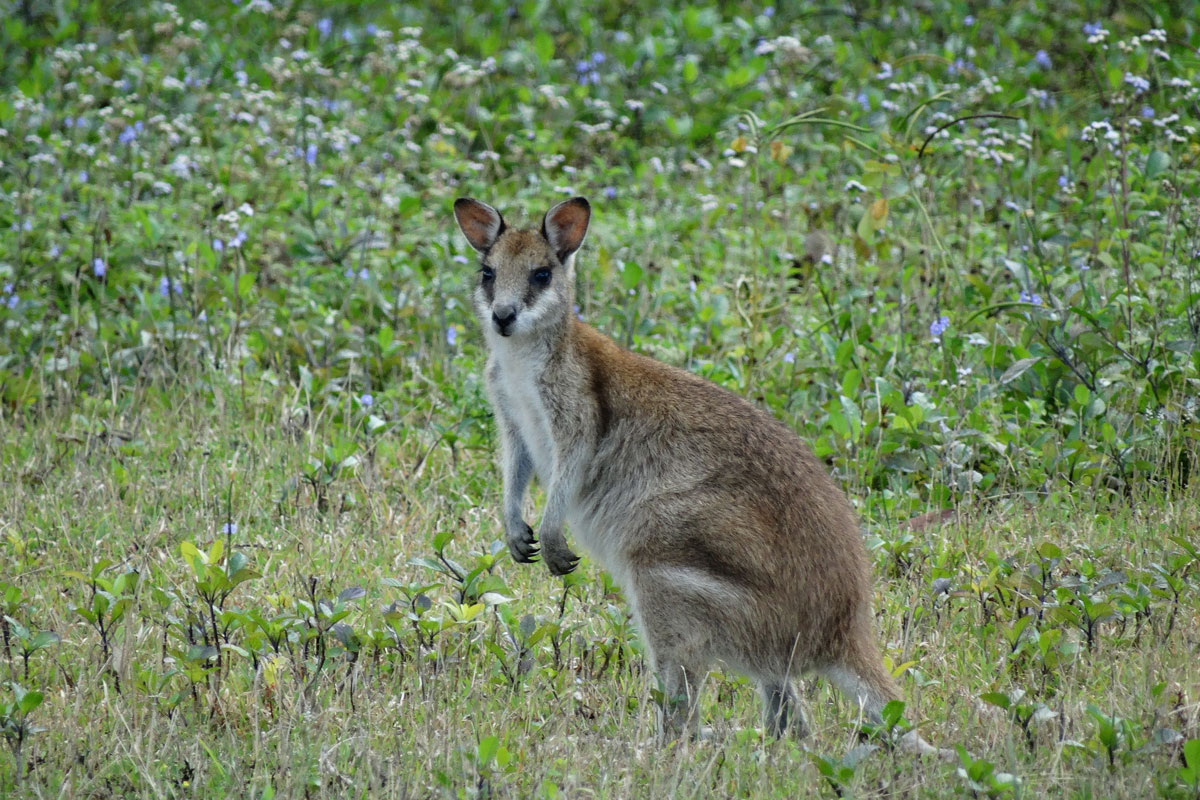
[{"left": 488, "top": 345, "right": 557, "bottom": 481}]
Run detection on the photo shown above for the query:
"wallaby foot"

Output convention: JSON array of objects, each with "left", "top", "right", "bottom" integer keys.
[{"left": 760, "top": 678, "right": 810, "bottom": 739}]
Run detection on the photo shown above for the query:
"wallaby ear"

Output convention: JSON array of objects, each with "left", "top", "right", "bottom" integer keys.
[
  {"left": 542, "top": 197, "right": 591, "bottom": 263},
  {"left": 454, "top": 198, "right": 506, "bottom": 253}
]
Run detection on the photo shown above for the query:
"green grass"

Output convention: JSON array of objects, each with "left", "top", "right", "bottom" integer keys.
[
  {"left": 2, "top": 1, "right": 1199, "bottom": 797},
  {"left": 2, "top": 397, "right": 1198, "bottom": 797}
]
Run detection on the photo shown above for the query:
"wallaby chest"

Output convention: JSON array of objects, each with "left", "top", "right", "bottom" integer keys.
[{"left": 488, "top": 348, "right": 560, "bottom": 480}]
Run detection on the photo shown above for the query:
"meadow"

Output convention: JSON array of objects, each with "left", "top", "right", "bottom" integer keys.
[{"left": 1, "top": 1, "right": 1199, "bottom": 796}]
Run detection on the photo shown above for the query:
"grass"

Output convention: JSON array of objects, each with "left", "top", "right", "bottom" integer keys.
[
  {"left": 2, "top": 0, "right": 1200, "bottom": 797},
  {"left": 2, "top": 396, "right": 1198, "bottom": 797}
]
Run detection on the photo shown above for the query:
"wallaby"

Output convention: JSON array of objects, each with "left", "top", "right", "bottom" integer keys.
[{"left": 453, "top": 196, "right": 944, "bottom": 753}]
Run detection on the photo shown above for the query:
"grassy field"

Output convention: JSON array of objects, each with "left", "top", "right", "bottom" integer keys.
[{"left": 2, "top": 1, "right": 1199, "bottom": 797}]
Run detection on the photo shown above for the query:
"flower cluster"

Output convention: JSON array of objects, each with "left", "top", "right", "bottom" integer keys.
[{"left": 576, "top": 52, "right": 606, "bottom": 86}]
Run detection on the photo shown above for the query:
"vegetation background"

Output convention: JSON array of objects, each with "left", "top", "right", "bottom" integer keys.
[{"left": 1, "top": 0, "right": 1199, "bottom": 797}]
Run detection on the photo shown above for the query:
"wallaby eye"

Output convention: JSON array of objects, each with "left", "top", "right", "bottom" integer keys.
[
  {"left": 480, "top": 266, "right": 495, "bottom": 281},
  {"left": 531, "top": 268, "right": 552, "bottom": 286}
]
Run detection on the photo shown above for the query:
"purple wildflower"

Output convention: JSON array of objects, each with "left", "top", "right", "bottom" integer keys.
[
  {"left": 929, "top": 315, "right": 950, "bottom": 337},
  {"left": 1124, "top": 73, "right": 1150, "bottom": 94}
]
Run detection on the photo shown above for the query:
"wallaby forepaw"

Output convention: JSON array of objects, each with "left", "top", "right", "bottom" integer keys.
[
  {"left": 507, "top": 522, "right": 539, "bottom": 564},
  {"left": 543, "top": 541, "right": 580, "bottom": 576}
]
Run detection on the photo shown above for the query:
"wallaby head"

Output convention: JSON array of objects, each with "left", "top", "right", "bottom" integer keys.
[{"left": 453, "top": 197, "right": 590, "bottom": 340}]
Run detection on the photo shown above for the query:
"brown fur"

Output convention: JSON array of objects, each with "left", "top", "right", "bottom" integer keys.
[{"left": 453, "top": 197, "right": 942, "bottom": 751}]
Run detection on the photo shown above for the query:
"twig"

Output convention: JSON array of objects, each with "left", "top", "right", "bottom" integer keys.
[{"left": 918, "top": 114, "right": 1020, "bottom": 158}]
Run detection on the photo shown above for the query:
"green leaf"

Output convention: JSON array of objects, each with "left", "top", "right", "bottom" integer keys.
[
  {"left": 17, "top": 690, "right": 42, "bottom": 714},
  {"left": 28, "top": 631, "right": 61, "bottom": 651},
  {"left": 378, "top": 325, "right": 394, "bottom": 352},
  {"left": 180, "top": 541, "right": 203, "bottom": 568},
  {"left": 1037, "top": 541, "right": 1062, "bottom": 559},
  {"left": 999, "top": 357, "right": 1040, "bottom": 385},
  {"left": 476, "top": 735, "right": 499, "bottom": 767},
  {"left": 238, "top": 271, "right": 256, "bottom": 300},
  {"left": 880, "top": 699, "right": 905, "bottom": 728},
  {"left": 1145, "top": 150, "right": 1169, "bottom": 179},
  {"left": 1183, "top": 738, "right": 1200, "bottom": 773},
  {"left": 187, "top": 645, "right": 220, "bottom": 662},
  {"left": 533, "top": 31, "right": 554, "bottom": 64},
  {"left": 621, "top": 261, "right": 644, "bottom": 291},
  {"left": 841, "top": 368, "right": 861, "bottom": 397},
  {"left": 979, "top": 691, "right": 1012, "bottom": 710},
  {"left": 682, "top": 57, "right": 699, "bottom": 83}
]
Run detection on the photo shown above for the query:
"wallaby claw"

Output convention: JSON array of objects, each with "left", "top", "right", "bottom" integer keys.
[
  {"left": 507, "top": 522, "right": 540, "bottom": 564},
  {"left": 544, "top": 542, "right": 580, "bottom": 576}
]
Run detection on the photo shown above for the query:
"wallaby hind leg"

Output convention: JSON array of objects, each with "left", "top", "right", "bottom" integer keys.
[
  {"left": 653, "top": 659, "right": 705, "bottom": 741},
  {"left": 759, "top": 678, "right": 809, "bottom": 738},
  {"left": 634, "top": 580, "right": 712, "bottom": 741}
]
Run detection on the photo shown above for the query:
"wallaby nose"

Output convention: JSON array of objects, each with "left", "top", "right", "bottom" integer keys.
[{"left": 492, "top": 305, "right": 518, "bottom": 336}]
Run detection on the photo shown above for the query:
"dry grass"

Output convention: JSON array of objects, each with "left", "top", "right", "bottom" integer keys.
[{"left": 2, "top": 391, "right": 1197, "bottom": 798}]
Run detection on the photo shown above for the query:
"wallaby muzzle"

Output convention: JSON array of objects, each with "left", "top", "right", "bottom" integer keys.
[{"left": 492, "top": 303, "right": 518, "bottom": 336}]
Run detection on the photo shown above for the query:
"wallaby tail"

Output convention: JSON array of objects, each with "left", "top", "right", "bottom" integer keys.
[{"left": 821, "top": 637, "right": 955, "bottom": 759}]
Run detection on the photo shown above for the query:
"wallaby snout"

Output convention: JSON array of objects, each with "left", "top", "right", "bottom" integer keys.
[{"left": 492, "top": 303, "right": 519, "bottom": 336}]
